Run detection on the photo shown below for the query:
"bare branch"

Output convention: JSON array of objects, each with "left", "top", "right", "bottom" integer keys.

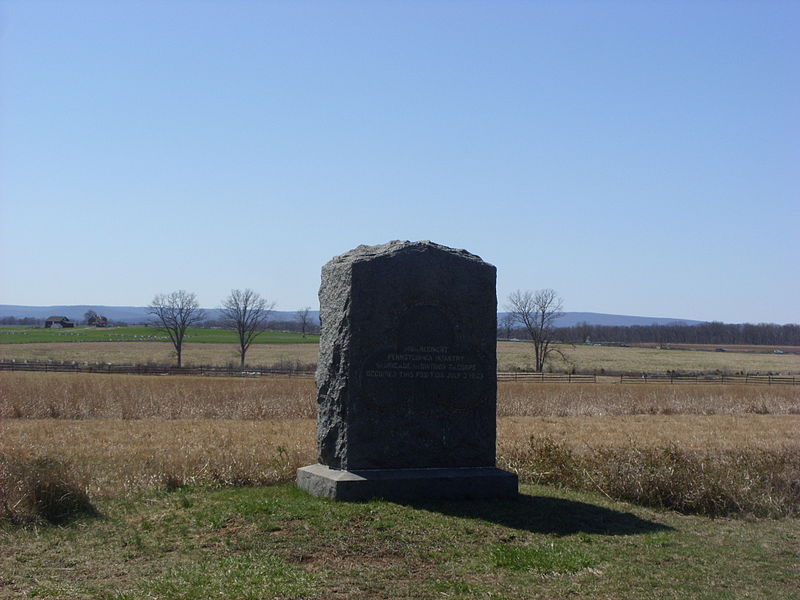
[
  {"left": 147, "top": 290, "right": 205, "bottom": 368},
  {"left": 296, "top": 306, "right": 312, "bottom": 338},
  {"left": 221, "top": 289, "right": 275, "bottom": 368},
  {"left": 505, "top": 288, "right": 565, "bottom": 372}
]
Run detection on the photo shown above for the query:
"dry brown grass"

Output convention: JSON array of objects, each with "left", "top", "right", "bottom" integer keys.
[
  {"left": 3, "top": 415, "right": 796, "bottom": 497},
  {"left": 498, "top": 414, "right": 800, "bottom": 451},
  {"left": 0, "top": 419, "right": 315, "bottom": 497},
  {"left": 2, "top": 414, "right": 797, "bottom": 519},
  {"left": 2, "top": 372, "right": 799, "bottom": 519},
  {"left": 631, "top": 343, "right": 800, "bottom": 354},
  {"left": 0, "top": 372, "right": 316, "bottom": 419},
  {"left": 3, "top": 339, "right": 799, "bottom": 374},
  {"left": 3, "top": 373, "right": 798, "bottom": 420},
  {"left": 0, "top": 341, "right": 319, "bottom": 368},
  {"left": 498, "top": 341, "right": 800, "bottom": 374},
  {"left": 498, "top": 382, "right": 800, "bottom": 416},
  {"left": 499, "top": 435, "right": 800, "bottom": 518}
]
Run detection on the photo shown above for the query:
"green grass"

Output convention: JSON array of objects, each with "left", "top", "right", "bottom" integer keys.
[
  {"left": 0, "top": 326, "right": 319, "bottom": 345},
  {"left": 491, "top": 540, "right": 595, "bottom": 573},
  {"left": 2, "top": 483, "right": 797, "bottom": 599}
]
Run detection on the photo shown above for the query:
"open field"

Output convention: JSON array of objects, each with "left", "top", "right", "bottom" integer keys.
[
  {"left": 2, "top": 372, "right": 799, "bottom": 597},
  {"left": 0, "top": 342, "right": 319, "bottom": 369},
  {"left": 2, "top": 373, "right": 799, "bottom": 419},
  {"left": 1, "top": 373, "right": 798, "bottom": 517},
  {"left": 0, "top": 326, "right": 319, "bottom": 345},
  {"left": 499, "top": 341, "right": 800, "bottom": 374},
  {"left": 631, "top": 342, "right": 800, "bottom": 354},
  {"left": 2, "top": 414, "right": 797, "bottom": 497},
  {"left": 2, "top": 339, "right": 799, "bottom": 374}
]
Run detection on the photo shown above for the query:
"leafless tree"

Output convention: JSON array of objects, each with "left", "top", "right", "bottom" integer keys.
[
  {"left": 296, "top": 306, "right": 312, "bottom": 337},
  {"left": 499, "top": 313, "right": 516, "bottom": 339},
  {"left": 147, "top": 290, "right": 205, "bottom": 367},
  {"left": 84, "top": 309, "right": 98, "bottom": 325},
  {"left": 221, "top": 289, "right": 275, "bottom": 368},
  {"left": 506, "top": 288, "right": 565, "bottom": 372}
]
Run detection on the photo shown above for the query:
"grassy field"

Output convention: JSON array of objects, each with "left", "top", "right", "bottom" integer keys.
[
  {"left": 1, "top": 371, "right": 799, "bottom": 597},
  {"left": 2, "top": 338, "right": 799, "bottom": 374},
  {"left": 2, "top": 483, "right": 797, "bottom": 600},
  {"left": 0, "top": 326, "right": 319, "bottom": 345}
]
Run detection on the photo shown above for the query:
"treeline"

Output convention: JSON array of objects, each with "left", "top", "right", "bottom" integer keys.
[
  {"left": 198, "top": 318, "right": 320, "bottom": 335},
  {"left": 0, "top": 317, "right": 40, "bottom": 326},
  {"left": 518, "top": 321, "right": 799, "bottom": 346},
  {"left": 0, "top": 316, "right": 131, "bottom": 327}
]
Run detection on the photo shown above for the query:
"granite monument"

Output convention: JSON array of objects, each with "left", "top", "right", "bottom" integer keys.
[{"left": 297, "top": 240, "right": 518, "bottom": 501}]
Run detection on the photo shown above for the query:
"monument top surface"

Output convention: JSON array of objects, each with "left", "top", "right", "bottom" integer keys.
[{"left": 326, "top": 240, "right": 489, "bottom": 267}]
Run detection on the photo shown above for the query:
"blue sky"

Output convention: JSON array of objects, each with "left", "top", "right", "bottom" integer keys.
[{"left": 1, "top": 1, "right": 797, "bottom": 323}]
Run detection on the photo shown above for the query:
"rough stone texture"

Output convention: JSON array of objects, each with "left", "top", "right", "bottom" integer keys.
[
  {"left": 298, "top": 240, "right": 517, "bottom": 501},
  {"left": 315, "top": 240, "right": 498, "bottom": 470}
]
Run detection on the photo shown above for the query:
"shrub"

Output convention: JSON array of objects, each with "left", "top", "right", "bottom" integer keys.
[
  {"left": 0, "top": 455, "right": 97, "bottom": 524},
  {"left": 503, "top": 436, "right": 800, "bottom": 518}
]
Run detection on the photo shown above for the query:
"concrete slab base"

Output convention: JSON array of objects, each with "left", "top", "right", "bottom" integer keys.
[{"left": 296, "top": 463, "right": 518, "bottom": 502}]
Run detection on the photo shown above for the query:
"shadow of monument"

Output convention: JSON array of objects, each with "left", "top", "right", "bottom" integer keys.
[{"left": 401, "top": 492, "right": 673, "bottom": 536}]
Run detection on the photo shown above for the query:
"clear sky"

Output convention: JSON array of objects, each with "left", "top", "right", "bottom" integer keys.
[{"left": 1, "top": 1, "right": 797, "bottom": 323}]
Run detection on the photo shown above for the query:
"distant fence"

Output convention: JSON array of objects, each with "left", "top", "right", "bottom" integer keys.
[
  {"left": 493, "top": 373, "right": 798, "bottom": 385},
  {"left": 0, "top": 360, "right": 315, "bottom": 379},
  {"left": 1, "top": 361, "right": 797, "bottom": 385},
  {"left": 619, "top": 374, "right": 799, "bottom": 385},
  {"left": 497, "top": 372, "right": 596, "bottom": 383}
]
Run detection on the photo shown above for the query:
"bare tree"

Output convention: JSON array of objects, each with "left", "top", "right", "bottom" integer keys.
[
  {"left": 506, "top": 289, "right": 565, "bottom": 372},
  {"left": 84, "top": 309, "right": 98, "bottom": 325},
  {"left": 221, "top": 289, "right": 275, "bottom": 368},
  {"left": 148, "top": 290, "right": 205, "bottom": 367},
  {"left": 499, "top": 313, "right": 516, "bottom": 340},
  {"left": 296, "top": 306, "right": 312, "bottom": 337}
]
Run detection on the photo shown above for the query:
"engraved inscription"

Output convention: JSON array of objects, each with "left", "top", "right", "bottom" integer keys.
[{"left": 365, "top": 345, "right": 484, "bottom": 381}]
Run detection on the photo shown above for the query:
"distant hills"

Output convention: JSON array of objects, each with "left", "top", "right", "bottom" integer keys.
[
  {"left": 544, "top": 312, "right": 704, "bottom": 327},
  {"left": 0, "top": 305, "right": 703, "bottom": 327}
]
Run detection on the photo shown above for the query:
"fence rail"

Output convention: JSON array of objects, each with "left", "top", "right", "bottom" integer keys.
[
  {"left": 0, "top": 360, "right": 315, "bottom": 379},
  {"left": 497, "top": 372, "right": 596, "bottom": 383},
  {"left": 619, "top": 374, "right": 798, "bottom": 385}
]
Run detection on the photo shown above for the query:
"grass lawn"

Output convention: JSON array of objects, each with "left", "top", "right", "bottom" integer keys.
[{"left": 2, "top": 483, "right": 797, "bottom": 600}]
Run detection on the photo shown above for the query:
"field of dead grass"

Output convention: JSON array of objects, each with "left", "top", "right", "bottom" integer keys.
[
  {"left": 0, "top": 341, "right": 319, "bottom": 369},
  {"left": 497, "top": 381, "right": 800, "bottom": 416},
  {"left": 3, "top": 339, "right": 799, "bottom": 374},
  {"left": 0, "top": 372, "right": 317, "bottom": 419},
  {"left": 632, "top": 343, "right": 800, "bottom": 354},
  {"left": 2, "top": 372, "right": 797, "bottom": 420},
  {"left": 498, "top": 341, "right": 800, "bottom": 374},
  {"left": 2, "top": 372, "right": 799, "bottom": 519},
  {"left": 2, "top": 411, "right": 797, "bottom": 519},
  {"left": 0, "top": 419, "right": 313, "bottom": 498},
  {"left": 3, "top": 414, "right": 795, "bottom": 495}
]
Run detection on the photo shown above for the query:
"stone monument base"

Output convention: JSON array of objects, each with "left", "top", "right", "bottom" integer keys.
[{"left": 297, "top": 463, "right": 518, "bottom": 502}]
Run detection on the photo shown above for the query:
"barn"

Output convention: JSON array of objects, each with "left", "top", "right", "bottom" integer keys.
[{"left": 44, "top": 316, "right": 75, "bottom": 328}]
